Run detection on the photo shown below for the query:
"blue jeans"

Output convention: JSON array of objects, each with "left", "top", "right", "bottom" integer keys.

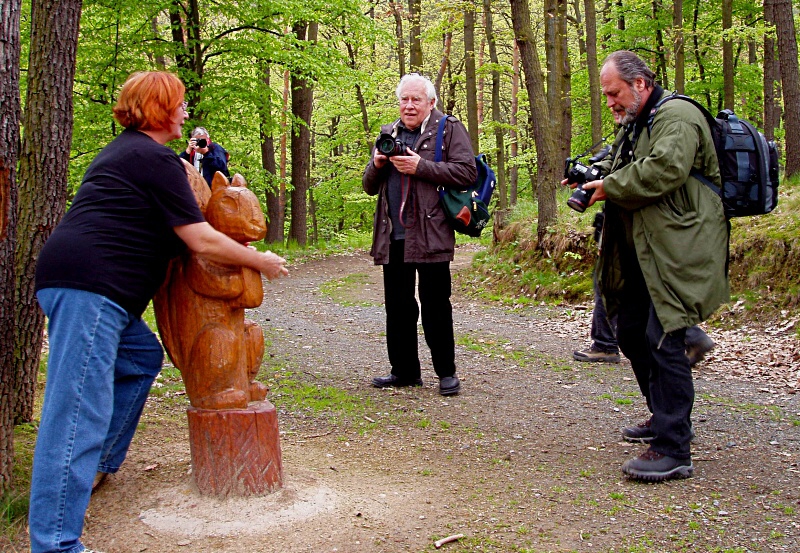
[{"left": 30, "top": 288, "right": 163, "bottom": 553}]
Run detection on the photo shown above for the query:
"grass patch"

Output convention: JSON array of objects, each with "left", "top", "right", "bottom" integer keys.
[
  {"left": 319, "top": 273, "right": 380, "bottom": 307},
  {"left": 268, "top": 370, "right": 371, "bottom": 420}
]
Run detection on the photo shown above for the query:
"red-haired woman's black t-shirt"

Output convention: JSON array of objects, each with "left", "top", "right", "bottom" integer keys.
[{"left": 35, "top": 129, "right": 205, "bottom": 318}]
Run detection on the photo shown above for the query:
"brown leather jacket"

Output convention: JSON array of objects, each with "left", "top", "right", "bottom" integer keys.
[{"left": 363, "top": 109, "right": 477, "bottom": 264}]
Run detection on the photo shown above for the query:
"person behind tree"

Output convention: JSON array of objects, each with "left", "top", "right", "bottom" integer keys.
[
  {"left": 363, "top": 73, "right": 476, "bottom": 396},
  {"left": 565, "top": 50, "right": 729, "bottom": 482},
  {"left": 179, "top": 126, "right": 230, "bottom": 186},
  {"left": 28, "top": 71, "right": 287, "bottom": 553}
]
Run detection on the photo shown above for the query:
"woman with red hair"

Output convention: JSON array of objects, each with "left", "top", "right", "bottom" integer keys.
[{"left": 28, "top": 71, "right": 288, "bottom": 553}]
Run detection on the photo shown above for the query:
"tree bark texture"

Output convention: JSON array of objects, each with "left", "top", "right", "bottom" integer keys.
[
  {"left": 721, "top": 0, "right": 734, "bottom": 109},
  {"left": 390, "top": 3, "right": 405, "bottom": 77},
  {"left": 484, "top": 0, "right": 506, "bottom": 210},
  {"left": 673, "top": 0, "right": 685, "bottom": 94},
  {"left": 463, "top": 3, "right": 479, "bottom": 153},
  {"left": 510, "top": 0, "right": 560, "bottom": 242},
  {"left": 259, "top": 64, "right": 284, "bottom": 244},
  {"left": 582, "top": 0, "right": 602, "bottom": 147},
  {"left": 0, "top": 0, "right": 21, "bottom": 493},
  {"left": 289, "top": 21, "right": 316, "bottom": 246},
  {"left": 15, "top": 0, "right": 82, "bottom": 425},
  {"left": 763, "top": 0, "right": 780, "bottom": 142},
  {"left": 773, "top": 0, "right": 800, "bottom": 176},
  {"left": 407, "top": 0, "right": 422, "bottom": 72},
  {"left": 435, "top": 20, "right": 453, "bottom": 112},
  {"left": 509, "top": 43, "right": 519, "bottom": 205}
]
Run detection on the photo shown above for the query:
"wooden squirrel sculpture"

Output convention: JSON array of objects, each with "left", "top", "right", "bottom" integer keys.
[{"left": 154, "top": 165, "right": 269, "bottom": 410}]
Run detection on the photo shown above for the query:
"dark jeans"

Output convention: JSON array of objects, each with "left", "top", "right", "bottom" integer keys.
[
  {"left": 591, "top": 277, "right": 618, "bottom": 353},
  {"left": 592, "top": 277, "right": 710, "bottom": 354},
  {"left": 615, "top": 256, "right": 694, "bottom": 459},
  {"left": 382, "top": 240, "right": 456, "bottom": 379}
]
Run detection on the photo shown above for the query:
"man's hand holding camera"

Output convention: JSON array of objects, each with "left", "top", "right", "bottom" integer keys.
[
  {"left": 186, "top": 137, "right": 210, "bottom": 156},
  {"left": 372, "top": 147, "right": 421, "bottom": 175}
]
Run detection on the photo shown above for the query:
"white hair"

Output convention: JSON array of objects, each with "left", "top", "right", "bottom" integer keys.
[
  {"left": 191, "top": 127, "right": 209, "bottom": 138},
  {"left": 396, "top": 73, "right": 437, "bottom": 104}
]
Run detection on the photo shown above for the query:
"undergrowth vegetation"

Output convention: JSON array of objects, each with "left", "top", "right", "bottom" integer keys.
[{"left": 468, "top": 175, "right": 800, "bottom": 331}]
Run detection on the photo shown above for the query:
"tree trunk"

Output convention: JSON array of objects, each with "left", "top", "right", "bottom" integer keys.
[
  {"left": 773, "top": 0, "right": 800, "bottom": 176},
  {"left": 673, "top": 0, "right": 685, "bottom": 94},
  {"left": 15, "top": 0, "right": 82, "bottom": 425},
  {"left": 510, "top": 0, "right": 560, "bottom": 242},
  {"left": 390, "top": 3, "right": 405, "bottom": 77},
  {"left": 463, "top": 3, "right": 479, "bottom": 152},
  {"left": 435, "top": 20, "right": 453, "bottom": 112},
  {"left": 509, "top": 43, "right": 519, "bottom": 205},
  {"left": 0, "top": 0, "right": 21, "bottom": 493},
  {"left": 722, "top": 0, "right": 734, "bottom": 109},
  {"left": 583, "top": 0, "right": 602, "bottom": 147},
  {"left": 169, "top": 0, "right": 203, "bottom": 115},
  {"left": 408, "top": 0, "right": 422, "bottom": 72},
  {"left": 557, "top": 0, "right": 571, "bottom": 162},
  {"left": 484, "top": 0, "right": 506, "bottom": 210},
  {"left": 763, "top": 0, "right": 780, "bottom": 141},
  {"left": 692, "top": 0, "right": 711, "bottom": 107},
  {"left": 259, "top": 64, "right": 283, "bottom": 244},
  {"left": 288, "top": 21, "right": 316, "bottom": 246},
  {"left": 653, "top": 0, "right": 668, "bottom": 89}
]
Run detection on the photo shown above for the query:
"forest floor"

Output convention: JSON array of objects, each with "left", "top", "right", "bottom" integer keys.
[{"left": 5, "top": 247, "right": 799, "bottom": 553}]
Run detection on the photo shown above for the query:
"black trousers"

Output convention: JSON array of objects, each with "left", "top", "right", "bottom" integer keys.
[
  {"left": 382, "top": 240, "right": 456, "bottom": 379},
  {"left": 616, "top": 254, "right": 694, "bottom": 459}
]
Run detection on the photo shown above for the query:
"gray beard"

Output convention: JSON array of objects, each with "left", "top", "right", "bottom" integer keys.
[{"left": 619, "top": 87, "right": 642, "bottom": 126}]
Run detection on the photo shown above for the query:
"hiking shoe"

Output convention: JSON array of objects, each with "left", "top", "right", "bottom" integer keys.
[
  {"left": 372, "top": 374, "right": 423, "bottom": 388},
  {"left": 621, "top": 417, "right": 655, "bottom": 443},
  {"left": 686, "top": 335, "right": 715, "bottom": 366},
  {"left": 621, "top": 448, "right": 693, "bottom": 481},
  {"left": 439, "top": 375, "right": 461, "bottom": 396},
  {"left": 573, "top": 345, "right": 620, "bottom": 363},
  {"left": 622, "top": 417, "right": 696, "bottom": 443}
]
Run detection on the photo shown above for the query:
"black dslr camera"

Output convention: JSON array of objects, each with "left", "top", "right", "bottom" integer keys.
[
  {"left": 194, "top": 138, "right": 208, "bottom": 148},
  {"left": 565, "top": 144, "right": 611, "bottom": 213},
  {"left": 375, "top": 133, "right": 406, "bottom": 157}
]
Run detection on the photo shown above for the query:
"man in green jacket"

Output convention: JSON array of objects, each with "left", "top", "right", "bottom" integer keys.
[{"left": 577, "top": 51, "right": 729, "bottom": 481}]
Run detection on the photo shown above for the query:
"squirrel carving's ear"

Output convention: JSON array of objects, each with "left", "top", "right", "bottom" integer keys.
[
  {"left": 230, "top": 173, "right": 249, "bottom": 189},
  {"left": 211, "top": 172, "right": 231, "bottom": 193}
]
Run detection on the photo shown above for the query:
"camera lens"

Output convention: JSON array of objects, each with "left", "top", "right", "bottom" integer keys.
[
  {"left": 195, "top": 138, "right": 208, "bottom": 148},
  {"left": 376, "top": 135, "right": 397, "bottom": 156}
]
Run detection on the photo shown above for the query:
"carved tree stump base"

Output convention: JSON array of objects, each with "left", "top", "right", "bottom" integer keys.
[{"left": 187, "top": 400, "right": 283, "bottom": 496}]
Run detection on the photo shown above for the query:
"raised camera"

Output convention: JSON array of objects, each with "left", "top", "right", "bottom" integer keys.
[
  {"left": 565, "top": 161, "right": 603, "bottom": 213},
  {"left": 195, "top": 138, "right": 208, "bottom": 148},
  {"left": 564, "top": 144, "right": 610, "bottom": 213},
  {"left": 375, "top": 133, "right": 406, "bottom": 157}
]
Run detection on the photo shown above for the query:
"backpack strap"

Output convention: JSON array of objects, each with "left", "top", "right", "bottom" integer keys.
[
  {"left": 646, "top": 92, "right": 722, "bottom": 197},
  {"left": 434, "top": 115, "right": 450, "bottom": 163}
]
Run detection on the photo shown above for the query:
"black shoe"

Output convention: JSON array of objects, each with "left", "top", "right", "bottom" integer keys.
[
  {"left": 622, "top": 448, "right": 693, "bottom": 481},
  {"left": 621, "top": 417, "right": 655, "bottom": 443},
  {"left": 686, "top": 335, "right": 715, "bottom": 366},
  {"left": 372, "top": 374, "right": 423, "bottom": 388},
  {"left": 439, "top": 375, "right": 461, "bottom": 396}
]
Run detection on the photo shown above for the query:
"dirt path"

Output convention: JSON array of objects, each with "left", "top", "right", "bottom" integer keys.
[{"left": 10, "top": 249, "right": 800, "bottom": 553}]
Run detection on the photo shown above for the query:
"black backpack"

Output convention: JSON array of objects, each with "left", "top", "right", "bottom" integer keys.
[{"left": 648, "top": 93, "right": 779, "bottom": 218}]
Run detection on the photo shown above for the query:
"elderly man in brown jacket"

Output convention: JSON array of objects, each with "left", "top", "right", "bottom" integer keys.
[{"left": 363, "top": 73, "right": 476, "bottom": 396}]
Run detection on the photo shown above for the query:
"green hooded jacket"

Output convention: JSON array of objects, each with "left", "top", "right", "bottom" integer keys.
[{"left": 595, "top": 89, "right": 730, "bottom": 333}]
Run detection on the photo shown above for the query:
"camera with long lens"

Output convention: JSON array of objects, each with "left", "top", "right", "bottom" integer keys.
[
  {"left": 194, "top": 138, "right": 208, "bottom": 149},
  {"left": 565, "top": 144, "right": 611, "bottom": 213},
  {"left": 375, "top": 133, "right": 406, "bottom": 157}
]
